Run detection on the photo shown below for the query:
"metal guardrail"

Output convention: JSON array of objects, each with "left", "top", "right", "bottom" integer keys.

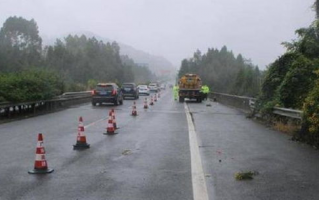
[
  {"left": 212, "top": 92, "right": 303, "bottom": 120},
  {"left": 273, "top": 107, "right": 302, "bottom": 120},
  {"left": 0, "top": 91, "right": 92, "bottom": 119},
  {"left": 61, "top": 91, "right": 92, "bottom": 97}
]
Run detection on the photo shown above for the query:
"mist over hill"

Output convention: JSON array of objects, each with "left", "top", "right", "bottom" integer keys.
[{"left": 42, "top": 31, "right": 176, "bottom": 76}]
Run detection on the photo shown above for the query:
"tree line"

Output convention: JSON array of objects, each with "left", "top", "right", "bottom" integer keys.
[
  {"left": 178, "top": 47, "right": 262, "bottom": 97},
  {"left": 0, "top": 16, "right": 155, "bottom": 102}
]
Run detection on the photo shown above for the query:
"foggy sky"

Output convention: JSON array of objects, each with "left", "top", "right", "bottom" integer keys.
[{"left": 0, "top": 0, "right": 315, "bottom": 69}]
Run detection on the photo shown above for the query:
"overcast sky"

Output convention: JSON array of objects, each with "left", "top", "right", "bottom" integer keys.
[{"left": 0, "top": 0, "right": 315, "bottom": 69}]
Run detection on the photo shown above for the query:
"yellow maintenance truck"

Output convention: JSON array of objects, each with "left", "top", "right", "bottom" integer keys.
[{"left": 178, "top": 74, "right": 202, "bottom": 103}]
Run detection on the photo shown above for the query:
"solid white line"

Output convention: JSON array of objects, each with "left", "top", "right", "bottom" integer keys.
[{"left": 184, "top": 103, "right": 209, "bottom": 200}]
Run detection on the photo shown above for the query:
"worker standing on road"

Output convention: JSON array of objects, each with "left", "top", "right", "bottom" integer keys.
[
  {"left": 173, "top": 85, "right": 179, "bottom": 101},
  {"left": 200, "top": 85, "right": 205, "bottom": 101},
  {"left": 203, "top": 85, "right": 210, "bottom": 100}
]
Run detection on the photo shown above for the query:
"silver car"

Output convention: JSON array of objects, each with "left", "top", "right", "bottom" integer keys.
[{"left": 137, "top": 85, "right": 150, "bottom": 95}]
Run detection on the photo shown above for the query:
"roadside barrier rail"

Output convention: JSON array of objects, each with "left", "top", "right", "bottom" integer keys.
[
  {"left": 211, "top": 92, "right": 303, "bottom": 120},
  {"left": 0, "top": 91, "right": 92, "bottom": 119}
]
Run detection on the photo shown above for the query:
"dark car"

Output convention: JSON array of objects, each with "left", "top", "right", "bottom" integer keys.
[
  {"left": 91, "top": 83, "right": 123, "bottom": 106},
  {"left": 121, "top": 83, "right": 139, "bottom": 99}
]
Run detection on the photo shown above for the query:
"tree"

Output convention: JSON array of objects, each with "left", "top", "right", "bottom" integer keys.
[
  {"left": 0, "top": 16, "right": 42, "bottom": 72},
  {"left": 178, "top": 46, "right": 261, "bottom": 96}
]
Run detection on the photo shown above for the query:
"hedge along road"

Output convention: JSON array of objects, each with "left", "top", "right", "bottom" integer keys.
[{"left": 1, "top": 88, "right": 319, "bottom": 200}]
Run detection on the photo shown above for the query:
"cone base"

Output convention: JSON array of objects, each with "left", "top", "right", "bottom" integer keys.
[
  {"left": 104, "top": 131, "right": 117, "bottom": 135},
  {"left": 73, "top": 143, "right": 90, "bottom": 150},
  {"left": 28, "top": 168, "right": 54, "bottom": 174}
]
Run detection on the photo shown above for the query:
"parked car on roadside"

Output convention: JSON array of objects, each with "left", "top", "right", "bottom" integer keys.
[
  {"left": 121, "top": 83, "right": 139, "bottom": 99},
  {"left": 91, "top": 83, "right": 123, "bottom": 106},
  {"left": 137, "top": 85, "right": 150, "bottom": 95}
]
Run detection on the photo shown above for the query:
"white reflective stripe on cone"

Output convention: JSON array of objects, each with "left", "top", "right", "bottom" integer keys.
[
  {"left": 35, "top": 154, "right": 46, "bottom": 161},
  {"left": 36, "top": 141, "right": 43, "bottom": 147}
]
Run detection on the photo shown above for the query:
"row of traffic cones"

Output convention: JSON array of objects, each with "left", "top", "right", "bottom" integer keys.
[
  {"left": 106, "top": 109, "right": 118, "bottom": 135},
  {"left": 28, "top": 93, "right": 162, "bottom": 174},
  {"left": 29, "top": 109, "right": 119, "bottom": 174},
  {"left": 132, "top": 93, "right": 161, "bottom": 115}
]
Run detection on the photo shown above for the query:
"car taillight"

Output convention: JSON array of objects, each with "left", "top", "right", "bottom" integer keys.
[
  {"left": 91, "top": 90, "right": 97, "bottom": 95},
  {"left": 112, "top": 90, "right": 117, "bottom": 95}
]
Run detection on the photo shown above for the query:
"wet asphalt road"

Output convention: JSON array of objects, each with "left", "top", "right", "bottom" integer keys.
[
  {"left": 1, "top": 90, "right": 319, "bottom": 200},
  {"left": 189, "top": 102, "right": 319, "bottom": 200}
]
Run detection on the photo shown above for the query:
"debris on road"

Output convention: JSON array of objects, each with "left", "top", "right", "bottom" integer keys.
[
  {"left": 234, "top": 171, "right": 259, "bottom": 180},
  {"left": 122, "top": 149, "right": 132, "bottom": 156}
]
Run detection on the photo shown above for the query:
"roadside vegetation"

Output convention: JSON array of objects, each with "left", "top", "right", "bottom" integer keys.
[
  {"left": 0, "top": 16, "right": 155, "bottom": 103},
  {"left": 178, "top": 1, "right": 319, "bottom": 148},
  {"left": 256, "top": 1, "right": 319, "bottom": 148}
]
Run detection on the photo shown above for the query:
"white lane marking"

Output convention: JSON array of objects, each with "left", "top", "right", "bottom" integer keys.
[
  {"left": 184, "top": 103, "right": 209, "bottom": 200},
  {"left": 84, "top": 118, "right": 106, "bottom": 129}
]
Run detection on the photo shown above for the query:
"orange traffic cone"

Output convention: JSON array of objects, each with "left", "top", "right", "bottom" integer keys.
[
  {"left": 144, "top": 98, "right": 148, "bottom": 109},
  {"left": 150, "top": 96, "right": 154, "bottom": 106},
  {"left": 105, "top": 114, "right": 116, "bottom": 135},
  {"left": 111, "top": 109, "right": 118, "bottom": 129},
  {"left": 132, "top": 101, "right": 138, "bottom": 116},
  {"left": 73, "top": 117, "right": 90, "bottom": 150},
  {"left": 154, "top": 94, "right": 157, "bottom": 102},
  {"left": 28, "top": 133, "right": 54, "bottom": 174}
]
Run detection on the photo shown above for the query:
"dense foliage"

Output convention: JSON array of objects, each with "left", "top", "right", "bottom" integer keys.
[
  {"left": 0, "top": 16, "right": 155, "bottom": 102},
  {"left": 178, "top": 47, "right": 262, "bottom": 97},
  {"left": 0, "top": 69, "right": 63, "bottom": 102},
  {"left": 257, "top": 0, "right": 319, "bottom": 147}
]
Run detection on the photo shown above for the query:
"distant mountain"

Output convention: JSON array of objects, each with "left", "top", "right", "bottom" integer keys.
[{"left": 41, "top": 31, "right": 176, "bottom": 76}]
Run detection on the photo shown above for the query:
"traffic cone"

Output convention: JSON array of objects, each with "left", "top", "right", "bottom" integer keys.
[
  {"left": 105, "top": 114, "right": 116, "bottom": 135},
  {"left": 132, "top": 101, "right": 138, "bottom": 116},
  {"left": 28, "top": 133, "right": 54, "bottom": 174},
  {"left": 154, "top": 94, "right": 157, "bottom": 102},
  {"left": 150, "top": 96, "right": 154, "bottom": 106},
  {"left": 111, "top": 109, "right": 118, "bottom": 129},
  {"left": 158, "top": 92, "right": 161, "bottom": 98},
  {"left": 73, "top": 117, "right": 90, "bottom": 150},
  {"left": 144, "top": 98, "right": 148, "bottom": 109}
]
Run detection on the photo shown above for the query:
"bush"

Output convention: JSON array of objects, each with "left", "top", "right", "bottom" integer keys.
[
  {"left": 0, "top": 68, "right": 64, "bottom": 102},
  {"left": 301, "top": 71, "right": 319, "bottom": 148},
  {"left": 277, "top": 56, "right": 316, "bottom": 109},
  {"left": 64, "top": 82, "right": 87, "bottom": 92}
]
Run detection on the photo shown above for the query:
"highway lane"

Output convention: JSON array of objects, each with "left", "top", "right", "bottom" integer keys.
[
  {"left": 2, "top": 88, "right": 319, "bottom": 200},
  {"left": 188, "top": 101, "right": 319, "bottom": 200},
  {"left": 0, "top": 90, "right": 193, "bottom": 200}
]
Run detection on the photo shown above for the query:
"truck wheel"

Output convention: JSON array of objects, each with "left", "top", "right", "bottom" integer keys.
[
  {"left": 92, "top": 102, "right": 96, "bottom": 106},
  {"left": 179, "top": 97, "right": 184, "bottom": 103},
  {"left": 197, "top": 98, "right": 202, "bottom": 103}
]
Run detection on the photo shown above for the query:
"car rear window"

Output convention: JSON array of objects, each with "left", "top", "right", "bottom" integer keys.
[
  {"left": 96, "top": 85, "right": 113, "bottom": 91},
  {"left": 123, "top": 84, "right": 134, "bottom": 88},
  {"left": 139, "top": 85, "right": 147, "bottom": 89}
]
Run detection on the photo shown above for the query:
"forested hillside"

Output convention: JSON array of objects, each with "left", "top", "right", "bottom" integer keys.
[
  {"left": 0, "top": 16, "right": 155, "bottom": 102},
  {"left": 178, "top": 47, "right": 262, "bottom": 97},
  {"left": 42, "top": 31, "right": 176, "bottom": 76}
]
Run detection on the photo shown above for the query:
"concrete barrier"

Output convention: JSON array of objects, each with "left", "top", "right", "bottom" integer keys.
[{"left": 209, "top": 92, "right": 256, "bottom": 114}]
